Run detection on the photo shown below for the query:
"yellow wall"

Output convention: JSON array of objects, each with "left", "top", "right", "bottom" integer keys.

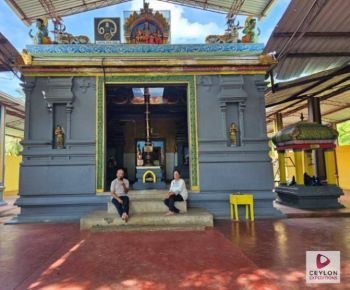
[
  {"left": 336, "top": 145, "right": 350, "bottom": 190},
  {"left": 4, "top": 155, "right": 22, "bottom": 196}
]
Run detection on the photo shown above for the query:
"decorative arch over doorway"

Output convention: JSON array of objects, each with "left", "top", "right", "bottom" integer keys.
[{"left": 96, "top": 74, "right": 199, "bottom": 192}]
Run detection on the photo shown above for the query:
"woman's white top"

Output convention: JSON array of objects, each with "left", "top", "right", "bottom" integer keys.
[{"left": 169, "top": 178, "right": 188, "bottom": 201}]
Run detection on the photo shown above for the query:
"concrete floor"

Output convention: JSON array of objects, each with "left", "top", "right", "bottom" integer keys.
[
  {"left": 1, "top": 194, "right": 350, "bottom": 289},
  {"left": 0, "top": 217, "right": 349, "bottom": 289}
]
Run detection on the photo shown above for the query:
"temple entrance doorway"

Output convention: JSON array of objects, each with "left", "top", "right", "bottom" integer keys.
[{"left": 105, "top": 84, "right": 189, "bottom": 190}]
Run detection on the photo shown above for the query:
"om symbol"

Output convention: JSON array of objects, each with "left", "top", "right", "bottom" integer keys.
[{"left": 97, "top": 19, "right": 117, "bottom": 40}]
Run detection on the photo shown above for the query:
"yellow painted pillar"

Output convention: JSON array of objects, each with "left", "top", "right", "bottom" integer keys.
[
  {"left": 324, "top": 149, "right": 337, "bottom": 185},
  {"left": 278, "top": 150, "right": 287, "bottom": 184},
  {"left": 294, "top": 150, "right": 304, "bottom": 185},
  {"left": 0, "top": 104, "right": 5, "bottom": 205},
  {"left": 304, "top": 150, "right": 315, "bottom": 176}
]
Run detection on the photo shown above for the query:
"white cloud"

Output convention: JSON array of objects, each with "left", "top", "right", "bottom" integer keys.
[
  {"left": 0, "top": 72, "right": 23, "bottom": 98},
  {"left": 130, "top": 0, "right": 222, "bottom": 44}
]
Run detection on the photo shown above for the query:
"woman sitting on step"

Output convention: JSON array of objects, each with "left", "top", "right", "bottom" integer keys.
[{"left": 164, "top": 169, "right": 188, "bottom": 215}]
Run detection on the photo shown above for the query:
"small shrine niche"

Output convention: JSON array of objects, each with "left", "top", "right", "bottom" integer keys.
[{"left": 124, "top": 2, "right": 170, "bottom": 44}]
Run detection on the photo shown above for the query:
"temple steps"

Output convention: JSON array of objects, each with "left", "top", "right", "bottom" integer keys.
[
  {"left": 81, "top": 190, "right": 214, "bottom": 231},
  {"left": 87, "top": 224, "right": 207, "bottom": 232},
  {"left": 80, "top": 190, "right": 213, "bottom": 231},
  {"left": 107, "top": 199, "right": 187, "bottom": 214},
  {"left": 81, "top": 208, "right": 213, "bottom": 231}
]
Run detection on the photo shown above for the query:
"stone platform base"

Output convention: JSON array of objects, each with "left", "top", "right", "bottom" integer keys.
[
  {"left": 81, "top": 190, "right": 213, "bottom": 231},
  {"left": 7, "top": 194, "right": 109, "bottom": 224},
  {"left": 275, "top": 185, "right": 344, "bottom": 209},
  {"left": 133, "top": 166, "right": 166, "bottom": 190}
]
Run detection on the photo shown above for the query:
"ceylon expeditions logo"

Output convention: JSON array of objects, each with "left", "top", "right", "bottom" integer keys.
[{"left": 306, "top": 251, "right": 340, "bottom": 283}]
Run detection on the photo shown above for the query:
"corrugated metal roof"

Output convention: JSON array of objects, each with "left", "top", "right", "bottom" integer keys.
[
  {"left": 265, "top": 66, "right": 350, "bottom": 133},
  {"left": 0, "top": 91, "right": 25, "bottom": 110},
  {"left": 5, "top": 0, "right": 276, "bottom": 26},
  {"left": 0, "top": 91, "right": 25, "bottom": 135},
  {"left": 0, "top": 33, "right": 20, "bottom": 72},
  {"left": 264, "top": 0, "right": 350, "bottom": 83}
]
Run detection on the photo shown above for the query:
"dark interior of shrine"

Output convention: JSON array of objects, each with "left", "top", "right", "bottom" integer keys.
[{"left": 105, "top": 84, "right": 189, "bottom": 187}]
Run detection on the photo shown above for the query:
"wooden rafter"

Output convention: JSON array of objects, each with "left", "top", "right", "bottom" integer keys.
[{"left": 273, "top": 32, "right": 350, "bottom": 38}]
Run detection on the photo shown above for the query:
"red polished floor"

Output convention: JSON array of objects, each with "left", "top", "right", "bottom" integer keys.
[{"left": 1, "top": 199, "right": 350, "bottom": 290}]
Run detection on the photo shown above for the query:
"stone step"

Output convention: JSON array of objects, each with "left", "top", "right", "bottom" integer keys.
[
  {"left": 89, "top": 225, "right": 207, "bottom": 232},
  {"left": 107, "top": 200, "right": 187, "bottom": 214},
  {"left": 80, "top": 208, "right": 213, "bottom": 231},
  {"left": 129, "top": 189, "right": 168, "bottom": 195},
  {"left": 128, "top": 193, "right": 167, "bottom": 200},
  {"left": 101, "top": 190, "right": 168, "bottom": 201}
]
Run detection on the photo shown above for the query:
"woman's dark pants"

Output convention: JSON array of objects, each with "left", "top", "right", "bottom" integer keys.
[{"left": 164, "top": 194, "right": 184, "bottom": 213}]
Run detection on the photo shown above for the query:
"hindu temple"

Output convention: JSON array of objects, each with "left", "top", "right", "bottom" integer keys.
[{"left": 2, "top": 1, "right": 286, "bottom": 226}]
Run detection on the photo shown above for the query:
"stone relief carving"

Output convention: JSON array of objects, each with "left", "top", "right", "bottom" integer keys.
[
  {"left": 54, "top": 125, "right": 65, "bottom": 149},
  {"left": 229, "top": 122, "right": 238, "bottom": 146}
]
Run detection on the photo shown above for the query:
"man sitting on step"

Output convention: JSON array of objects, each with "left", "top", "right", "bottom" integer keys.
[{"left": 110, "top": 168, "right": 130, "bottom": 222}]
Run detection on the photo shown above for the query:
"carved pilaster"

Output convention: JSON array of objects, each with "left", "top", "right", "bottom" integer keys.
[
  {"left": 66, "top": 102, "right": 73, "bottom": 141},
  {"left": 255, "top": 78, "right": 266, "bottom": 94},
  {"left": 219, "top": 102, "right": 227, "bottom": 139},
  {"left": 255, "top": 77, "right": 268, "bottom": 137},
  {"left": 21, "top": 78, "right": 36, "bottom": 140},
  {"left": 239, "top": 102, "right": 246, "bottom": 145}
]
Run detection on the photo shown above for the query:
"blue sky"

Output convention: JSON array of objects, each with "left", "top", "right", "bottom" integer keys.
[{"left": 0, "top": 0, "right": 290, "bottom": 98}]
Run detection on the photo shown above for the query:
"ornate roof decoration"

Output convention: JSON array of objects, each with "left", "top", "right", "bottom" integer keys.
[
  {"left": 272, "top": 121, "right": 338, "bottom": 150},
  {"left": 124, "top": 2, "right": 170, "bottom": 44}
]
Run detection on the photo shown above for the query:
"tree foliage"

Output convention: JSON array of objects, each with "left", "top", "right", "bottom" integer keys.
[
  {"left": 337, "top": 120, "right": 350, "bottom": 146},
  {"left": 5, "top": 138, "right": 23, "bottom": 156}
]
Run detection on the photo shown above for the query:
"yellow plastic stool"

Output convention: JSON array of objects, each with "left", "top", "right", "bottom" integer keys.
[{"left": 230, "top": 194, "right": 254, "bottom": 221}]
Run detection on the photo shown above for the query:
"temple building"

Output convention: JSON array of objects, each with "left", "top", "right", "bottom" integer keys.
[
  {"left": 13, "top": 42, "right": 284, "bottom": 222},
  {"left": 1, "top": 0, "right": 287, "bottom": 224}
]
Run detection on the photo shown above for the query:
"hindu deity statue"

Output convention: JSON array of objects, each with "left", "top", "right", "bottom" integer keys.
[
  {"left": 206, "top": 20, "right": 242, "bottom": 44},
  {"left": 242, "top": 17, "right": 260, "bottom": 43},
  {"left": 137, "top": 149, "right": 144, "bottom": 166},
  {"left": 29, "top": 17, "right": 52, "bottom": 44},
  {"left": 229, "top": 122, "right": 238, "bottom": 145},
  {"left": 55, "top": 125, "right": 65, "bottom": 149},
  {"left": 124, "top": 1, "right": 170, "bottom": 44}
]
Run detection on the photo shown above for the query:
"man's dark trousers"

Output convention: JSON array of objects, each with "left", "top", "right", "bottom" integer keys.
[{"left": 112, "top": 196, "right": 129, "bottom": 216}]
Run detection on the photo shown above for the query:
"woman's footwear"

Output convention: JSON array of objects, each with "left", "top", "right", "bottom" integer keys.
[{"left": 165, "top": 211, "right": 175, "bottom": 216}]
